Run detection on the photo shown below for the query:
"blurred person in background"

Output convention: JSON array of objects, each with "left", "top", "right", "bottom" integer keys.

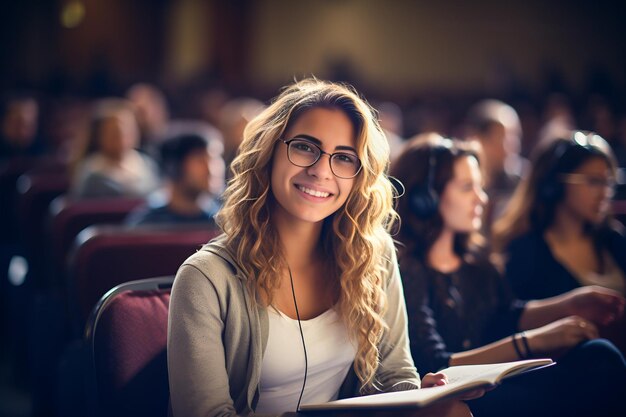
[
  {"left": 218, "top": 97, "right": 265, "bottom": 178},
  {"left": 377, "top": 100, "right": 406, "bottom": 163},
  {"left": 536, "top": 93, "right": 576, "bottom": 146},
  {"left": 126, "top": 82, "right": 171, "bottom": 158},
  {"left": 464, "top": 99, "right": 528, "bottom": 230},
  {"left": 494, "top": 131, "right": 625, "bottom": 298},
  {"left": 70, "top": 98, "right": 160, "bottom": 199},
  {"left": 493, "top": 131, "right": 626, "bottom": 352},
  {"left": 125, "top": 131, "right": 224, "bottom": 226},
  {"left": 0, "top": 92, "right": 43, "bottom": 159},
  {"left": 392, "top": 133, "right": 626, "bottom": 417}
]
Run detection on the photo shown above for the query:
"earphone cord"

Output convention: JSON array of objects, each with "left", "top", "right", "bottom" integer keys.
[{"left": 287, "top": 264, "right": 308, "bottom": 412}]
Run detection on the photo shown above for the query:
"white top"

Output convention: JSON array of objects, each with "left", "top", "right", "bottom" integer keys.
[
  {"left": 255, "top": 307, "right": 357, "bottom": 414},
  {"left": 72, "top": 150, "right": 160, "bottom": 198}
]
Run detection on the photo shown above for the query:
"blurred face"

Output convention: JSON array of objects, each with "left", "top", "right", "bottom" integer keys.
[
  {"left": 2, "top": 99, "right": 38, "bottom": 147},
  {"left": 479, "top": 120, "right": 521, "bottom": 180},
  {"left": 180, "top": 147, "right": 226, "bottom": 197},
  {"left": 439, "top": 155, "right": 488, "bottom": 233},
  {"left": 271, "top": 107, "right": 357, "bottom": 225},
  {"left": 180, "top": 148, "right": 211, "bottom": 196},
  {"left": 98, "top": 110, "right": 139, "bottom": 159},
  {"left": 479, "top": 123, "right": 506, "bottom": 177},
  {"left": 559, "top": 157, "right": 614, "bottom": 224}
]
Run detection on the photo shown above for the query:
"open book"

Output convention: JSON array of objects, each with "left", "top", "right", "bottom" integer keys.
[{"left": 299, "top": 358, "right": 554, "bottom": 412}]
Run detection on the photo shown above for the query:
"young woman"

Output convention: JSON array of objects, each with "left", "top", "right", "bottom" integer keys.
[
  {"left": 493, "top": 131, "right": 626, "bottom": 299},
  {"left": 167, "top": 80, "right": 475, "bottom": 417},
  {"left": 391, "top": 133, "right": 626, "bottom": 417},
  {"left": 493, "top": 131, "right": 626, "bottom": 354}
]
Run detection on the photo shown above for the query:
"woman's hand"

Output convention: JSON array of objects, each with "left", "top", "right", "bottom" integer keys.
[
  {"left": 562, "top": 285, "right": 625, "bottom": 326},
  {"left": 421, "top": 372, "right": 485, "bottom": 401},
  {"left": 421, "top": 372, "right": 448, "bottom": 388},
  {"left": 526, "top": 315, "right": 599, "bottom": 356}
]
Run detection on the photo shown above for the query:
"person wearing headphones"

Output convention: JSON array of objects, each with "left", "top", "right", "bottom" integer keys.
[
  {"left": 391, "top": 133, "right": 626, "bottom": 417},
  {"left": 166, "top": 79, "right": 481, "bottom": 417},
  {"left": 493, "top": 130, "right": 626, "bottom": 354},
  {"left": 493, "top": 131, "right": 625, "bottom": 299},
  {"left": 125, "top": 132, "right": 224, "bottom": 226}
]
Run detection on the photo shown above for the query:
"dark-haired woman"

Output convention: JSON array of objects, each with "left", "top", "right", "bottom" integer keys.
[
  {"left": 392, "top": 133, "right": 626, "bottom": 417},
  {"left": 494, "top": 131, "right": 625, "bottom": 298},
  {"left": 493, "top": 131, "right": 626, "bottom": 353}
]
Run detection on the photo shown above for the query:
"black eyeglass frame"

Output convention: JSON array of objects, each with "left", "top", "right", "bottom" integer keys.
[{"left": 280, "top": 137, "right": 363, "bottom": 179}]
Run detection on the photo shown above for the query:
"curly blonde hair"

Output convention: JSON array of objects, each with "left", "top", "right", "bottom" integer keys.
[{"left": 215, "top": 78, "right": 397, "bottom": 391}]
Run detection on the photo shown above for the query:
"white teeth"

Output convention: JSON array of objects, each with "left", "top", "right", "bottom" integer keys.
[{"left": 298, "top": 185, "right": 330, "bottom": 198}]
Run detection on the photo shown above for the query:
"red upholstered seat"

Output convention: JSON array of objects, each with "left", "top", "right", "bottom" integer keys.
[
  {"left": 15, "top": 171, "right": 70, "bottom": 287},
  {"left": 86, "top": 277, "right": 173, "bottom": 417},
  {"left": 0, "top": 155, "right": 66, "bottom": 243},
  {"left": 48, "top": 196, "right": 146, "bottom": 282},
  {"left": 68, "top": 223, "right": 219, "bottom": 323}
]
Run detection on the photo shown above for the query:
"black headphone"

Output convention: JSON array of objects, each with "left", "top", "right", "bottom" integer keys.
[
  {"left": 539, "top": 131, "right": 603, "bottom": 204},
  {"left": 408, "top": 139, "right": 453, "bottom": 219}
]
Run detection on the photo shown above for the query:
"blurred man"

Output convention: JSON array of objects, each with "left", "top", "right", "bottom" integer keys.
[
  {"left": 125, "top": 132, "right": 225, "bottom": 226},
  {"left": 464, "top": 99, "right": 528, "bottom": 228}
]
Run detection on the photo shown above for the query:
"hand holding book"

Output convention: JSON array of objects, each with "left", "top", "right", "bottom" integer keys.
[{"left": 299, "top": 359, "right": 554, "bottom": 412}]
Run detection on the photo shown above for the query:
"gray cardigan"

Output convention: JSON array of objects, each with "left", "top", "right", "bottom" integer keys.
[{"left": 167, "top": 235, "right": 420, "bottom": 417}]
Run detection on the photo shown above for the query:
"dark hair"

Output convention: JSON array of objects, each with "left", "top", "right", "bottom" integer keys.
[
  {"left": 159, "top": 133, "right": 208, "bottom": 180},
  {"left": 391, "top": 133, "right": 483, "bottom": 263},
  {"left": 493, "top": 130, "right": 618, "bottom": 252}
]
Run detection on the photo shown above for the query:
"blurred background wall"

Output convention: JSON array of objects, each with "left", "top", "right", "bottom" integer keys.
[{"left": 2, "top": 0, "right": 624, "bottom": 101}]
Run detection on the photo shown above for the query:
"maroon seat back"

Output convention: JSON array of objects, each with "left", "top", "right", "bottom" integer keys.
[
  {"left": 0, "top": 155, "right": 65, "bottom": 243},
  {"left": 68, "top": 224, "right": 219, "bottom": 322},
  {"left": 86, "top": 277, "right": 173, "bottom": 417},
  {"left": 15, "top": 171, "right": 70, "bottom": 286},
  {"left": 48, "top": 196, "right": 146, "bottom": 281}
]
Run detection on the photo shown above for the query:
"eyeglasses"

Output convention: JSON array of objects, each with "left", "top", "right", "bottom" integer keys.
[
  {"left": 559, "top": 173, "right": 616, "bottom": 197},
  {"left": 281, "top": 137, "right": 362, "bottom": 179}
]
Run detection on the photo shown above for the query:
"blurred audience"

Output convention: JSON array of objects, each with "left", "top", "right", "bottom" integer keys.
[
  {"left": 70, "top": 98, "right": 160, "bottom": 199},
  {"left": 464, "top": 99, "right": 528, "bottom": 229},
  {"left": 125, "top": 131, "right": 224, "bottom": 226},
  {"left": 392, "top": 133, "right": 626, "bottom": 417}
]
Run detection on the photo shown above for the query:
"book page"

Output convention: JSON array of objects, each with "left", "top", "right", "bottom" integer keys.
[
  {"left": 299, "top": 359, "right": 554, "bottom": 412},
  {"left": 439, "top": 359, "right": 554, "bottom": 385}
]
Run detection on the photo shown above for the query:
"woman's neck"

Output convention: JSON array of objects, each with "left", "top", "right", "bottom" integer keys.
[
  {"left": 274, "top": 212, "right": 324, "bottom": 269},
  {"left": 427, "top": 228, "right": 461, "bottom": 274},
  {"left": 547, "top": 205, "right": 586, "bottom": 241}
]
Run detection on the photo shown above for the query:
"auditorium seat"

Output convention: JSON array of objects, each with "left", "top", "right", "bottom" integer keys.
[
  {"left": 85, "top": 276, "right": 173, "bottom": 417},
  {"left": 67, "top": 223, "right": 219, "bottom": 325},
  {"left": 15, "top": 170, "right": 70, "bottom": 288},
  {"left": 0, "top": 155, "right": 65, "bottom": 244},
  {"left": 48, "top": 196, "right": 146, "bottom": 284}
]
